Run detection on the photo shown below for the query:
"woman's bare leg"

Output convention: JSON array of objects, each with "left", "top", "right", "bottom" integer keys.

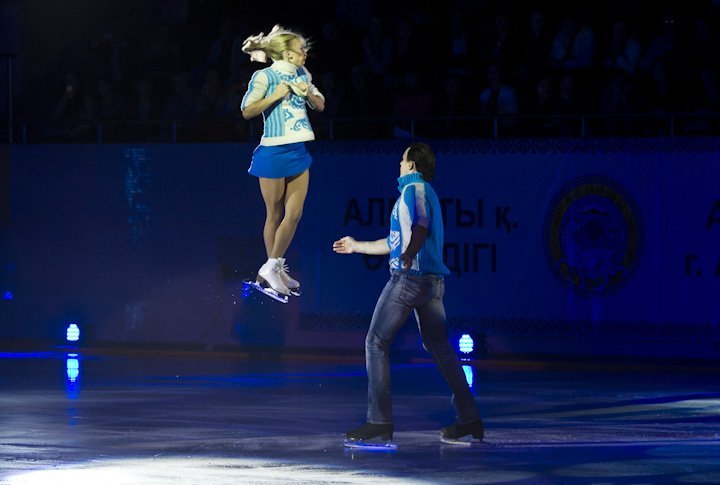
[
  {"left": 270, "top": 169, "right": 309, "bottom": 257},
  {"left": 258, "top": 177, "right": 286, "bottom": 258}
]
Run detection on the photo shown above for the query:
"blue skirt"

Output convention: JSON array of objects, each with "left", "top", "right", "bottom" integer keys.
[{"left": 248, "top": 142, "right": 312, "bottom": 179}]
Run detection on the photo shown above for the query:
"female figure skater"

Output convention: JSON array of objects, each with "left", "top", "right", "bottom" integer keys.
[{"left": 241, "top": 25, "right": 325, "bottom": 296}]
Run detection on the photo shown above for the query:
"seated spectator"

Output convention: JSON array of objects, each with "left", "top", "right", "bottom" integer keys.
[
  {"left": 435, "top": 74, "right": 476, "bottom": 137},
  {"left": 337, "top": 65, "right": 381, "bottom": 138},
  {"left": 638, "top": 11, "right": 679, "bottom": 111},
  {"left": 138, "top": 22, "right": 182, "bottom": 90},
  {"left": 386, "top": 17, "right": 423, "bottom": 91},
  {"left": 94, "top": 78, "right": 127, "bottom": 121},
  {"left": 133, "top": 77, "right": 161, "bottom": 121},
  {"left": 443, "top": 12, "right": 475, "bottom": 79},
  {"left": 547, "top": 11, "right": 599, "bottom": 117},
  {"left": 338, "top": 65, "right": 379, "bottom": 118},
  {"left": 479, "top": 12, "right": 521, "bottom": 75},
  {"left": 601, "top": 19, "right": 642, "bottom": 77},
  {"left": 524, "top": 76, "right": 562, "bottom": 136},
  {"left": 311, "top": 20, "right": 356, "bottom": 84},
  {"left": 391, "top": 70, "right": 433, "bottom": 138},
  {"left": 555, "top": 73, "right": 584, "bottom": 136},
  {"left": 312, "top": 70, "right": 344, "bottom": 140},
  {"left": 479, "top": 63, "right": 519, "bottom": 136},
  {"left": 683, "top": 14, "right": 720, "bottom": 111},
  {"left": 206, "top": 18, "right": 240, "bottom": 84},
  {"left": 88, "top": 28, "right": 132, "bottom": 84},
  {"left": 126, "top": 76, "right": 163, "bottom": 142},
  {"left": 162, "top": 70, "right": 197, "bottom": 120},
  {"left": 547, "top": 14, "right": 597, "bottom": 72},
  {"left": 195, "top": 68, "right": 237, "bottom": 141},
  {"left": 360, "top": 16, "right": 393, "bottom": 87},
  {"left": 162, "top": 70, "right": 198, "bottom": 141},
  {"left": 479, "top": 64, "right": 519, "bottom": 116},
  {"left": 518, "top": 9, "right": 554, "bottom": 84},
  {"left": 47, "top": 71, "right": 94, "bottom": 142},
  {"left": 599, "top": 68, "right": 635, "bottom": 135}
]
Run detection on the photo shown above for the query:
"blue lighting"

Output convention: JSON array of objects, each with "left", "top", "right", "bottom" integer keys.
[
  {"left": 462, "top": 365, "right": 474, "bottom": 388},
  {"left": 2, "top": 290, "right": 11, "bottom": 300},
  {"left": 66, "top": 357, "right": 80, "bottom": 382},
  {"left": 459, "top": 334, "right": 474, "bottom": 355},
  {"left": 65, "top": 353, "right": 82, "bottom": 400},
  {"left": 66, "top": 323, "right": 80, "bottom": 342}
]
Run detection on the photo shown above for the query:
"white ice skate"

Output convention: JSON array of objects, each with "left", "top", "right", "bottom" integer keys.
[
  {"left": 251, "top": 259, "right": 290, "bottom": 303},
  {"left": 278, "top": 257, "right": 301, "bottom": 296},
  {"left": 243, "top": 279, "right": 288, "bottom": 304}
]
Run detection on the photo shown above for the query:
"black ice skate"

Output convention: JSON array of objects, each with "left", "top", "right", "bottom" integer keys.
[
  {"left": 440, "top": 419, "right": 484, "bottom": 445},
  {"left": 344, "top": 422, "right": 397, "bottom": 450}
]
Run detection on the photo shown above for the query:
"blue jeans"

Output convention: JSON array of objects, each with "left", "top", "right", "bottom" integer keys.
[{"left": 365, "top": 271, "right": 481, "bottom": 425}]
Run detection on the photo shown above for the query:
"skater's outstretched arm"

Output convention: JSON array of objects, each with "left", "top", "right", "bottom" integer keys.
[{"left": 333, "top": 236, "right": 389, "bottom": 255}]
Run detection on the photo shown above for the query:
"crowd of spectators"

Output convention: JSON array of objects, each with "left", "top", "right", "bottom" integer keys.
[{"left": 16, "top": 0, "right": 720, "bottom": 140}]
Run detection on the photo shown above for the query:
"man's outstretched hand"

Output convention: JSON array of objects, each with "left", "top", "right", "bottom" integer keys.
[{"left": 333, "top": 236, "right": 357, "bottom": 254}]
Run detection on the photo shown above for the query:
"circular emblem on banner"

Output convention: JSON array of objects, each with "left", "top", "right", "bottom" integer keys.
[{"left": 543, "top": 175, "right": 641, "bottom": 296}]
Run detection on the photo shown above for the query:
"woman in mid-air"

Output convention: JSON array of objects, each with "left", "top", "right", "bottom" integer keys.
[{"left": 240, "top": 25, "right": 325, "bottom": 296}]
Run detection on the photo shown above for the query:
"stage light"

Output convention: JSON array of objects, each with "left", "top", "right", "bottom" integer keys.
[
  {"left": 2, "top": 290, "right": 11, "bottom": 300},
  {"left": 66, "top": 323, "right": 80, "bottom": 342},
  {"left": 462, "top": 365, "right": 474, "bottom": 388},
  {"left": 66, "top": 355, "right": 80, "bottom": 383},
  {"left": 456, "top": 331, "right": 489, "bottom": 361},
  {"left": 65, "top": 353, "right": 81, "bottom": 400},
  {"left": 458, "top": 334, "right": 474, "bottom": 359}
]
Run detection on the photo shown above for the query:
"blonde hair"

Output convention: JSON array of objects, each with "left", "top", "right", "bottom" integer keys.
[{"left": 242, "top": 25, "right": 308, "bottom": 63}]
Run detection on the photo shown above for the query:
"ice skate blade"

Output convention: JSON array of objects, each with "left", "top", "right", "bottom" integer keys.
[
  {"left": 288, "top": 287, "right": 301, "bottom": 297},
  {"left": 243, "top": 280, "right": 289, "bottom": 303},
  {"left": 343, "top": 439, "right": 398, "bottom": 451},
  {"left": 440, "top": 436, "right": 484, "bottom": 446}
]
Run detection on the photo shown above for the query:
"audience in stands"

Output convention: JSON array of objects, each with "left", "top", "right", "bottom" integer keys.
[{"left": 18, "top": 1, "right": 720, "bottom": 140}]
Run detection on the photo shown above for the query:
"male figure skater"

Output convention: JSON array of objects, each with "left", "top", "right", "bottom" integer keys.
[{"left": 333, "top": 142, "right": 484, "bottom": 447}]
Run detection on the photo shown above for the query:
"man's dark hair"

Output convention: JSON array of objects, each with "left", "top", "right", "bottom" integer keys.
[{"left": 407, "top": 142, "right": 436, "bottom": 181}]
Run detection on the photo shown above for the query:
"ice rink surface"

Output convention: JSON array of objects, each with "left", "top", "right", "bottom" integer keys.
[{"left": 2, "top": 350, "right": 719, "bottom": 484}]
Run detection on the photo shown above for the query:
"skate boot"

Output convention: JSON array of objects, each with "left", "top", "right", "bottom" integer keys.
[
  {"left": 257, "top": 258, "right": 290, "bottom": 296},
  {"left": 344, "top": 422, "right": 397, "bottom": 450},
  {"left": 440, "top": 419, "right": 484, "bottom": 445},
  {"left": 277, "top": 257, "right": 301, "bottom": 296}
]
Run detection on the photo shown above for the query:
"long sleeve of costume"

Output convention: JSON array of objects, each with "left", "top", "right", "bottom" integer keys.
[
  {"left": 240, "top": 61, "right": 319, "bottom": 146},
  {"left": 300, "top": 67, "right": 325, "bottom": 105},
  {"left": 240, "top": 69, "right": 269, "bottom": 110}
]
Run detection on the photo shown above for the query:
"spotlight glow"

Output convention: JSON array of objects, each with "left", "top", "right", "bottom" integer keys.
[
  {"left": 462, "top": 365, "right": 474, "bottom": 388},
  {"left": 458, "top": 334, "right": 474, "bottom": 355},
  {"left": 3, "top": 457, "right": 438, "bottom": 484},
  {"left": 66, "top": 357, "right": 80, "bottom": 383},
  {"left": 66, "top": 323, "right": 80, "bottom": 342}
]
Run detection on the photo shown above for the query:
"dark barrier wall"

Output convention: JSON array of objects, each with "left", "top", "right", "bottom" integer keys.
[{"left": 2, "top": 139, "right": 720, "bottom": 359}]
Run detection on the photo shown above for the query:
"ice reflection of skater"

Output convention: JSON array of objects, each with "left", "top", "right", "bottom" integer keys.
[
  {"left": 333, "top": 143, "right": 483, "bottom": 446},
  {"left": 241, "top": 25, "right": 325, "bottom": 296}
]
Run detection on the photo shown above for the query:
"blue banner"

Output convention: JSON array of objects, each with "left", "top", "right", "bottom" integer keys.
[{"left": 4, "top": 139, "right": 720, "bottom": 358}]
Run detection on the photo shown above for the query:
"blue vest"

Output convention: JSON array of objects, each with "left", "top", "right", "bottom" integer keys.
[{"left": 387, "top": 173, "right": 450, "bottom": 275}]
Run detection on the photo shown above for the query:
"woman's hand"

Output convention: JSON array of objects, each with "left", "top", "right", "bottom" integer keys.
[
  {"left": 271, "top": 82, "right": 291, "bottom": 100},
  {"left": 289, "top": 81, "right": 309, "bottom": 97}
]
